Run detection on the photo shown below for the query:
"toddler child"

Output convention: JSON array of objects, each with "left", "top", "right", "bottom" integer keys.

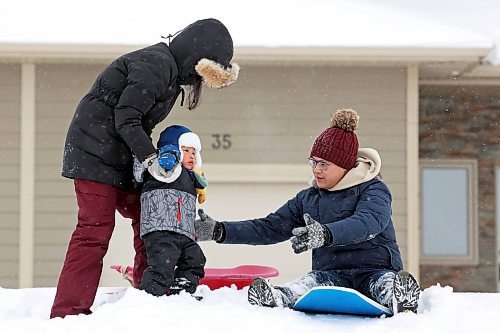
[{"left": 135, "top": 125, "right": 207, "bottom": 296}]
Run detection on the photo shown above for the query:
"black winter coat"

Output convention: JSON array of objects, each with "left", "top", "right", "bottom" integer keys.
[
  {"left": 62, "top": 43, "right": 180, "bottom": 189},
  {"left": 61, "top": 19, "right": 234, "bottom": 189}
]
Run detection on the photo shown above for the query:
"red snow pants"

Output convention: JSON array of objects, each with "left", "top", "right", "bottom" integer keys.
[{"left": 50, "top": 179, "right": 147, "bottom": 318}]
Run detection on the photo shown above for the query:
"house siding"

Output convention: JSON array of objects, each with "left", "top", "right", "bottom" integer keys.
[
  {"left": 28, "top": 62, "right": 408, "bottom": 286},
  {"left": 0, "top": 64, "right": 21, "bottom": 288},
  {"left": 159, "top": 64, "right": 409, "bottom": 267},
  {"left": 34, "top": 64, "right": 105, "bottom": 286}
]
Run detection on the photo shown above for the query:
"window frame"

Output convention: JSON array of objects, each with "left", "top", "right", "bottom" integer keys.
[{"left": 419, "top": 159, "right": 478, "bottom": 265}]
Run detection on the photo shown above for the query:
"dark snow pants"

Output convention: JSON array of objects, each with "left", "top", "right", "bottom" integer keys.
[
  {"left": 139, "top": 231, "right": 206, "bottom": 296},
  {"left": 274, "top": 268, "right": 397, "bottom": 308},
  {"left": 50, "top": 179, "right": 147, "bottom": 318}
]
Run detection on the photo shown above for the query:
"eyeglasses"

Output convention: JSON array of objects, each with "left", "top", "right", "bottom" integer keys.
[{"left": 308, "top": 158, "right": 331, "bottom": 171}]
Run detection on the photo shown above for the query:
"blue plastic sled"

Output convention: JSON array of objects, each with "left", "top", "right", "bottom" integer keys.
[{"left": 293, "top": 286, "right": 392, "bottom": 317}]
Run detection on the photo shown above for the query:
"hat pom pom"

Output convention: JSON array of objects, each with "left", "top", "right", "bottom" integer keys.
[{"left": 330, "top": 108, "right": 359, "bottom": 132}]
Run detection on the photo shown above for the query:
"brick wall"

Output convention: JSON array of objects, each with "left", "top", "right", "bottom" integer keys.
[{"left": 419, "top": 90, "right": 500, "bottom": 292}]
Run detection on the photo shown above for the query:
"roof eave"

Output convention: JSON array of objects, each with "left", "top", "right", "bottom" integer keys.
[
  {"left": 234, "top": 46, "right": 492, "bottom": 64},
  {"left": 0, "top": 43, "right": 491, "bottom": 64}
]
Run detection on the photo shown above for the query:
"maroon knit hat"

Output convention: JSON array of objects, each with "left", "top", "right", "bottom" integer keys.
[{"left": 310, "top": 108, "right": 360, "bottom": 170}]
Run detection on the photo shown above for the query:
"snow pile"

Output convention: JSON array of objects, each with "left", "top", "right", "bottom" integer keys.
[{"left": 0, "top": 284, "right": 499, "bottom": 333}]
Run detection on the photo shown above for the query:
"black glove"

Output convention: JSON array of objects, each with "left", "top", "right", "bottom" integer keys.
[
  {"left": 195, "top": 209, "right": 225, "bottom": 242},
  {"left": 290, "top": 213, "right": 332, "bottom": 254}
]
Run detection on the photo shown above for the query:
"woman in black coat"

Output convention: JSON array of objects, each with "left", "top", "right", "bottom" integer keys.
[{"left": 51, "top": 18, "right": 239, "bottom": 319}]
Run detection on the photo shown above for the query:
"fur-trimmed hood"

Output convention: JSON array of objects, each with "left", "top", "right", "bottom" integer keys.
[
  {"left": 169, "top": 18, "right": 239, "bottom": 88},
  {"left": 310, "top": 148, "right": 382, "bottom": 191}
]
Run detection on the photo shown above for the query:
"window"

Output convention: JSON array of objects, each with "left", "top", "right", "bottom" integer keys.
[{"left": 420, "top": 159, "right": 478, "bottom": 265}]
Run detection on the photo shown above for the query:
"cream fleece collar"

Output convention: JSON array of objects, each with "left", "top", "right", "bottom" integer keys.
[{"left": 310, "top": 148, "right": 382, "bottom": 191}]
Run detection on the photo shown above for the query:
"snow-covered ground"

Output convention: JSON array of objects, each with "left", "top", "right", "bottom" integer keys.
[{"left": 0, "top": 284, "right": 498, "bottom": 333}]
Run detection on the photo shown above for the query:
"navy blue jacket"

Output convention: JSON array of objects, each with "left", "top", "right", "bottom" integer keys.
[{"left": 222, "top": 178, "right": 403, "bottom": 272}]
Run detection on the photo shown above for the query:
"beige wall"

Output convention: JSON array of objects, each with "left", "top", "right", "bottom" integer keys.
[
  {"left": 13, "top": 62, "right": 407, "bottom": 287},
  {"left": 164, "top": 64, "right": 409, "bottom": 263},
  {"left": 0, "top": 64, "right": 21, "bottom": 288},
  {"left": 34, "top": 64, "right": 105, "bottom": 286}
]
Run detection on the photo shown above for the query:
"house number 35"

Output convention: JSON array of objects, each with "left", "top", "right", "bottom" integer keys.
[{"left": 211, "top": 134, "right": 232, "bottom": 150}]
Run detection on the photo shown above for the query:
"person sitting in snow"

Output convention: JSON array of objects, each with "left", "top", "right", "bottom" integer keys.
[
  {"left": 134, "top": 125, "right": 208, "bottom": 297},
  {"left": 194, "top": 108, "right": 421, "bottom": 314}
]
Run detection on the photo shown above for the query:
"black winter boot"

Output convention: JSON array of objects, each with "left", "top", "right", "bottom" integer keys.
[
  {"left": 168, "top": 278, "right": 203, "bottom": 300},
  {"left": 248, "top": 278, "right": 279, "bottom": 307},
  {"left": 393, "top": 270, "right": 421, "bottom": 314}
]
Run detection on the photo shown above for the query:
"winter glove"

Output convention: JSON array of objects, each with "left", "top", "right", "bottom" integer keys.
[
  {"left": 290, "top": 213, "right": 332, "bottom": 254},
  {"left": 192, "top": 168, "right": 208, "bottom": 188},
  {"left": 196, "top": 188, "right": 206, "bottom": 204},
  {"left": 143, "top": 153, "right": 181, "bottom": 183},
  {"left": 193, "top": 168, "right": 208, "bottom": 204},
  {"left": 157, "top": 144, "right": 180, "bottom": 171},
  {"left": 133, "top": 155, "right": 146, "bottom": 183},
  {"left": 195, "top": 209, "right": 224, "bottom": 242}
]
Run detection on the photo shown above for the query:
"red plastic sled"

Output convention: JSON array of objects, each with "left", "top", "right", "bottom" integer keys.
[
  {"left": 201, "top": 265, "right": 279, "bottom": 289},
  {"left": 111, "top": 264, "right": 279, "bottom": 290}
]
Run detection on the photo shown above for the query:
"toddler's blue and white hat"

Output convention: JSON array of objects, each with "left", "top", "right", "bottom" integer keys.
[{"left": 157, "top": 125, "right": 202, "bottom": 169}]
